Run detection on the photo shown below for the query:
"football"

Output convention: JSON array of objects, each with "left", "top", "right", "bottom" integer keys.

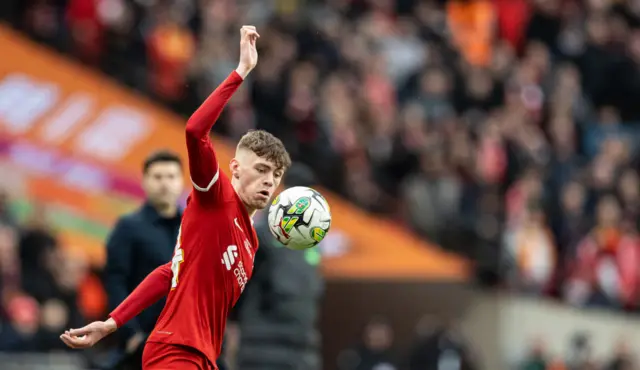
[{"left": 267, "top": 186, "right": 332, "bottom": 250}]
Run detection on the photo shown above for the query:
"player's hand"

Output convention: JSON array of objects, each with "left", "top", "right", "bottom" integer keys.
[
  {"left": 236, "top": 25, "right": 260, "bottom": 79},
  {"left": 59, "top": 318, "right": 117, "bottom": 349}
]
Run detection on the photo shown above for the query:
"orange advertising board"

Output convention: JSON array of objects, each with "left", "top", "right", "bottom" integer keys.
[{"left": 0, "top": 26, "right": 469, "bottom": 280}]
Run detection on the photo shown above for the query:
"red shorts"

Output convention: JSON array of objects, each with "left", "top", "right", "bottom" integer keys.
[{"left": 142, "top": 341, "right": 216, "bottom": 370}]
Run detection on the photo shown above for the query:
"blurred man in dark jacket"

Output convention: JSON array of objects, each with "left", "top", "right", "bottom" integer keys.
[
  {"left": 408, "top": 318, "right": 477, "bottom": 370},
  {"left": 225, "top": 162, "right": 324, "bottom": 370},
  {"left": 103, "top": 151, "right": 183, "bottom": 370}
]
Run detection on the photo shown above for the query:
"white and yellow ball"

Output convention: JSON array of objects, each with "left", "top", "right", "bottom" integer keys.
[{"left": 267, "top": 186, "right": 331, "bottom": 250}]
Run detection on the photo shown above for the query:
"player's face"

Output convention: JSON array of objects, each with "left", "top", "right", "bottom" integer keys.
[
  {"left": 143, "top": 162, "right": 184, "bottom": 209},
  {"left": 232, "top": 150, "right": 284, "bottom": 210}
]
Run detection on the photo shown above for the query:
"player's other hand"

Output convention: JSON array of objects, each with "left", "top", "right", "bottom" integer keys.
[
  {"left": 60, "top": 318, "right": 117, "bottom": 349},
  {"left": 236, "top": 25, "right": 260, "bottom": 79}
]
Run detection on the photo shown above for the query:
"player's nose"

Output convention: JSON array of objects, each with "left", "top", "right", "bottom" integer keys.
[{"left": 263, "top": 173, "right": 274, "bottom": 187}]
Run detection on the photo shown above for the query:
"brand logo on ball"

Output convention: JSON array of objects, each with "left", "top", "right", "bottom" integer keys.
[
  {"left": 287, "top": 197, "right": 310, "bottom": 215},
  {"left": 271, "top": 195, "right": 280, "bottom": 206},
  {"left": 280, "top": 216, "right": 299, "bottom": 236},
  {"left": 310, "top": 227, "right": 326, "bottom": 243}
]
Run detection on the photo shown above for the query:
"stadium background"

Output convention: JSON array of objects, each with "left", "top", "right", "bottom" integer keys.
[{"left": 0, "top": 0, "right": 640, "bottom": 369}]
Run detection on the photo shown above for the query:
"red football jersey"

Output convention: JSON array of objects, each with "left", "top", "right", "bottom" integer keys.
[
  {"left": 108, "top": 71, "right": 252, "bottom": 368},
  {"left": 147, "top": 71, "right": 255, "bottom": 367},
  {"left": 146, "top": 170, "right": 258, "bottom": 365}
]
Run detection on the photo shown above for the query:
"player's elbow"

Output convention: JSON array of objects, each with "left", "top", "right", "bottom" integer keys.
[{"left": 185, "top": 119, "right": 206, "bottom": 140}]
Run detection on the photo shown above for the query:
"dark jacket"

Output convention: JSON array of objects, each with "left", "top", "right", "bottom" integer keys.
[
  {"left": 104, "top": 203, "right": 181, "bottom": 344},
  {"left": 233, "top": 214, "right": 323, "bottom": 370}
]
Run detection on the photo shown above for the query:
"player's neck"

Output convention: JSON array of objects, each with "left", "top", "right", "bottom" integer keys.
[
  {"left": 245, "top": 205, "right": 257, "bottom": 218},
  {"left": 231, "top": 180, "right": 257, "bottom": 218}
]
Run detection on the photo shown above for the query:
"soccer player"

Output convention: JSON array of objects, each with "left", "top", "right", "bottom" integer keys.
[{"left": 59, "top": 25, "right": 292, "bottom": 370}]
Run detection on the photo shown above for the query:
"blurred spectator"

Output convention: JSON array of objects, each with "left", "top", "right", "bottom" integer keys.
[
  {"left": 563, "top": 196, "right": 630, "bottom": 309},
  {"left": 446, "top": 0, "right": 494, "bottom": 67},
  {"left": 0, "top": 225, "right": 20, "bottom": 302},
  {"left": 503, "top": 203, "right": 556, "bottom": 295},
  {"left": 402, "top": 145, "right": 462, "bottom": 243},
  {"left": 566, "top": 333, "right": 596, "bottom": 370},
  {"left": 337, "top": 317, "right": 397, "bottom": 370},
  {"left": 0, "top": 294, "right": 41, "bottom": 352},
  {"left": 145, "top": 3, "right": 195, "bottom": 104},
  {"left": 19, "top": 204, "right": 62, "bottom": 303},
  {"left": 551, "top": 181, "right": 588, "bottom": 260},
  {"left": 0, "top": 190, "right": 16, "bottom": 227},
  {"left": 103, "top": 150, "right": 184, "bottom": 370},
  {"left": 519, "top": 338, "right": 549, "bottom": 370},
  {"left": 66, "top": 0, "right": 104, "bottom": 63},
  {"left": 605, "top": 337, "right": 635, "bottom": 370},
  {"left": 407, "top": 316, "right": 477, "bottom": 370}
]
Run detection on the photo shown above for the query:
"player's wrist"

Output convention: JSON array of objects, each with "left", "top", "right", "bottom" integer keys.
[
  {"left": 104, "top": 318, "right": 118, "bottom": 334},
  {"left": 235, "top": 65, "right": 251, "bottom": 80}
]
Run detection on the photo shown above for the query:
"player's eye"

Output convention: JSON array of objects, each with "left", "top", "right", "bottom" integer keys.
[{"left": 256, "top": 167, "right": 266, "bottom": 174}]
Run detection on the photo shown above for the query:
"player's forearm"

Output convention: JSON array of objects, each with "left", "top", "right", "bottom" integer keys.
[
  {"left": 105, "top": 283, "right": 143, "bottom": 336},
  {"left": 185, "top": 71, "right": 244, "bottom": 139},
  {"left": 109, "top": 263, "right": 172, "bottom": 329},
  {"left": 185, "top": 71, "right": 244, "bottom": 187}
]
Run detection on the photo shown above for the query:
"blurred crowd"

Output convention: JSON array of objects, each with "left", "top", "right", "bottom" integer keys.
[
  {"left": 337, "top": 317, "right": 479, "bottom": 370},
  {"left": 6, "top": 0, "right": 640, "bottom": 309},
  {"left": 519, "top": 333, "right": 634, "bottom": 370},
  {"left": 2, "top": 0, "right": 640, "bottom": 368},
  {"left": 0, "top": 194, "right": 98, "bottom": 356},
  {"left": 335, "top": 319, "right": 636, "bottom": 370}
]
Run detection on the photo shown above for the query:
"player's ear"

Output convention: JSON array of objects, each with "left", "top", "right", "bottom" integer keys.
[{"left": 230, "top": 159, "right": 241, "bottom": 179}]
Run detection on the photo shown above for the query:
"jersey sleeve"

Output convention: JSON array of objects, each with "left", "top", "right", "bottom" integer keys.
[
  {"left": 185, "top": 71, "right": 244, "bottom": 204},
  {"left": 109, "top": 262, "right": 173, "bottom": 329}
]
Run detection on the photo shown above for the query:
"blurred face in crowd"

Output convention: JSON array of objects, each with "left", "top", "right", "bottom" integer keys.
[
  {"left": 521, "top": 168, "right": 543, "bottom": 200},
  {"left": 526, "top": 208, "right": 546, "bottom": 228},
  {"left": 491, "top": 41, "right": 515, "bottom": 79},
  {"left": 592, "top": 155, "right": 616, "bottom": 189},
  {"left": 586, "top": 14, "right": 610, "bottom": 45},
  {"left": 628, "top": 31, "right": 640, "bottom": 63},
  {"left": 596, "top": 196, "right": 621, "bottom": 227},
  {"left": 601, "top": 137, "right": 628, "bottom": 164},
  {"left": 143, "top": 161, "right": 184, "bottom": 210},
  {"left": 364, "top": 320, "right": 393, "bottom": 352},
  {"left": 556, "top": 64, "right": 580, "bottom": 92},
  {"left": 619, "top": 169, "right": 640, "bottom": 202},
  {"left": 598, "top": 106, "right": 621, "bottom": 125},
  {"left": 550, "top": 115, "right": 575, "bottom": 152},
  {"left": 525, "top": 42, "right": 551, "bottom": 76},
  {"left": 41, "top": 299, "right": 69, "bottom": 331},
  {"left": 537, "top": 0, "right": 560, "bottom": 15},
  {"left": 420, "top": 69, "right": 450, "bottom": 97},
  {"left": 466, "top": 68, "right": 493, "bottom": 100},
  {"left": 561, "top": 182, "right": 586, "bottom": 214},
  {"left": 0, "top": 190, "right": 8, "bottom": 213}
]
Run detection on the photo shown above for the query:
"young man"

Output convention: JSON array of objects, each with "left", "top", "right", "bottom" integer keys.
[
  {"left": 60, "top": 25, "right": 291, "bottom": 370},
  {"left": 104, "top": 150, "right": 184, "bottom": 370}
]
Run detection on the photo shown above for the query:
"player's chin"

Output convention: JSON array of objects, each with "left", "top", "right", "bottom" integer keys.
[{"left": 251, "top": 197, "right": 270, "bottom": 210}]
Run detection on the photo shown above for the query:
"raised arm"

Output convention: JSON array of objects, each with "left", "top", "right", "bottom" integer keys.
[
  {"left": 60, "top": 263, "right": 173, "bottom": 349},
  {"left": 186, "top": 25, "right": 259, "bottom": 202}
]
